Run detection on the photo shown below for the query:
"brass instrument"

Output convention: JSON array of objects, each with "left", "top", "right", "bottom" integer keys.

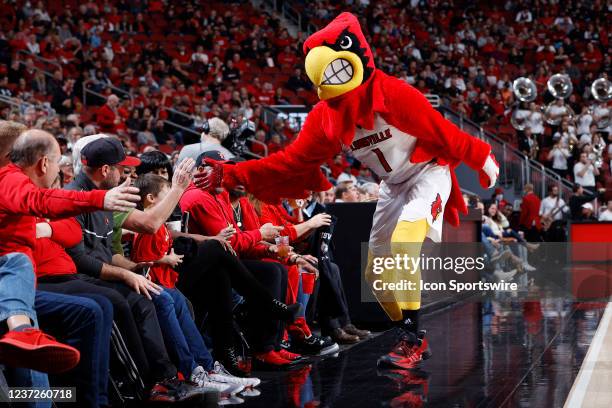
[
  {"left": 544, "top": 74, "right": 575, "bottom": 126},
  {"left": 510, "top": 77, "right": 538, "bottom": 131},
  {"left": 590, "top": 78, "right": 611, "bottom": 130},
  {"left": 592, "top": 135, "right": 606, "bottom": 168}
]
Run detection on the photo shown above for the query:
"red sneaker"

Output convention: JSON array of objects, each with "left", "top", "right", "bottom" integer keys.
[
  {"left": 390, "top": 391, "right": 426, "bottom": 408},
  {"left": 377, "top": 331, "right": 423, "bottom": 370},
  {"left": 278, "top": 348, "right": 304, "bottom": 361},
  {"left": 253, "top": 350, "right": 292, "bottom": 370},
  {"left": 148, "top": 382, "right": 175, "bottom": 403},
  {"left": 0, "top": 328, "right": 80, "bottom": 373}
]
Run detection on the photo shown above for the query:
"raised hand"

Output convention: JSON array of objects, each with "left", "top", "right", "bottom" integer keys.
[
  {"left": 104, "top": 178, "right": 141, "bottom": 212},
  {"left": 172, "top": 158, "right": 195, "bottom": 190}
]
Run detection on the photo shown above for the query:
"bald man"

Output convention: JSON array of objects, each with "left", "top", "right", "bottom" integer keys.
[{"left": 0, "top": 128, "right": 139, "bottom": 373}]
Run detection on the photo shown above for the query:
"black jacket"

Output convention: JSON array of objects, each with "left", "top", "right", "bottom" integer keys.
[{"left": 65, "top": 173, "right": 114, "bottom": 278}]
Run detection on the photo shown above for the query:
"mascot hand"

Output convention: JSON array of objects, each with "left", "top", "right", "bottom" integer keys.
[
  {"left": 479, "top": 154, "right": 499, "bottom": 188},
  {"left": 194, "top": 159, "right": 224, "bottom": 191}
]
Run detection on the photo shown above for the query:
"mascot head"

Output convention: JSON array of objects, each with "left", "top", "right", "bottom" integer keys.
[{"left": 303, "top": 12, "right": 375, "bottom": 100}]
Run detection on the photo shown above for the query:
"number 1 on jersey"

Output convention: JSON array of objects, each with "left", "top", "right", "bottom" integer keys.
[{"left": 372, "top": 148, "right": 392, "bottom": 172}]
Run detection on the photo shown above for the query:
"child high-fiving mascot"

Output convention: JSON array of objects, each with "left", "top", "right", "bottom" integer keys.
[{"left": 198, "top": 12, "right": 498, "bottom": 370}]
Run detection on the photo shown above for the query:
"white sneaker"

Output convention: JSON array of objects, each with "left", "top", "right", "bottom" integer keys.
[
  {"left": 240, "top": 388, "right": 261, "bottom": 397},
  {"left": 494, "top": 269, "right": 517, "bottom": 282},
  {"left": 522, "top": 262, "right": 537, "bottom": 272},
  {"left": 209, "top": 361, "right": 261, "bottom": 388},
  {"left": 190, "top": 366, "right": 244, "bottom": 395}
]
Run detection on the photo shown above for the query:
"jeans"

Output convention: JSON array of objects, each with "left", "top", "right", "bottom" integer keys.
[
  {"left": 35, "top": 291, "right": 112, "bottom": 408},
  {"left": 37, "top": 274, "right": 174, "bottom": 384},
  {"left": 296, "top": 276, "right": 309, "bottom": 319},
  {"left": 0, "top": 253, "right": 37, "bottom": 324},
  {"left": 0, "top": 254, "right": 49, "bottom": 408},
  {"left": 152, "top": 288, "right": 214, "bottom": 376}
]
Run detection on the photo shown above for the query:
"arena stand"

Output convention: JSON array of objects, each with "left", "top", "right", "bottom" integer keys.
[{"left": 1, "top": 1, "right": 611, "bottom": 406}]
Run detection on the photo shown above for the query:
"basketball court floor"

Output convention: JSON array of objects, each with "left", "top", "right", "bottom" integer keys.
[{"left": 242, "top": 298, "right": 609, "bottom": 408}]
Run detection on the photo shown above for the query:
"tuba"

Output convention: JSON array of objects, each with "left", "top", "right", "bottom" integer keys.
[
  {"left": 590, "top": 77, "right": 611, "bottom": 130},
  {"left": 592, "top": 138, "right": 605, "bottom": 168},
  {"left": 544, "top": 74, "right": 575, "bottom": 126},
  {"left": 510, "top": 77, "right": 537, "bottom": 131}
]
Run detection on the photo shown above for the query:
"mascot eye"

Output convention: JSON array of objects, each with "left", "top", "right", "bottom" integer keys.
[{"left": 339, "top": 36, "right": 352, "bottom": 49}]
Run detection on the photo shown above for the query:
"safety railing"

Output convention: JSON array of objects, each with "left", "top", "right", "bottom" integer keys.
[
  {"left": 0, "top": 94, "right": 56, "bottom": 117},
  {"left": 158, "top": 106, "right": 265, "bottom": 159},
  {"left": 248, "top": 137, "right": 268, "bottom": 157},
  {"left": 17, "top": 60, "right": 55, "bottom": 79},
  {"left": 438, "top": 106, "right": 575, "bottom": 202},
  {"left": 82, "top": 79, "right": 133, "bottom": 107},
  {"left": 17, "top": 50, "right": 62, "bottom": 75}
]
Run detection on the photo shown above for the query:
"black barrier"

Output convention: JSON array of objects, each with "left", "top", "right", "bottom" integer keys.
[{"left": 325, "top": 203, "right": 483, "bottom": 324}]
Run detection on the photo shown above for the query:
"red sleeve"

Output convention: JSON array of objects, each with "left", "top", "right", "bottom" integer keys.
[
  {"left": 0, "top": 168, "right": 106, "bottom": 218},
  {"left": 260, "top": 204, "right": 298, "bottom": 242},
  {"left": 222, "top": 103, "right": 339, "bottom": 203},
  {"left": 382, "top": 77, "right": 491, "bottom": 170},
  {"left": 49, "top": 218, "right": 82, "bottom": 248}
]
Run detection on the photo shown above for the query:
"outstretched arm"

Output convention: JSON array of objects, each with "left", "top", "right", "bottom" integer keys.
[
  {"left": 201, "top": 104, "right": 341, "bottom": 203},
  {"left": 382, "top": 77, "right": 498, "bottom": 187}
]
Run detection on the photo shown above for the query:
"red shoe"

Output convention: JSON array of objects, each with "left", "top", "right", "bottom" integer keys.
[
  {"left": 148, "top": 382, "right": 176, "bottom": 403},
  {"left": 253, "top": 350, "right": 292, "bottom": 370},
  {"left": 0, "top": 328, "right": 80, "bottom": 373},
  {"left": 278, "top": 348, "right": 307, "bottom": 362},
  {"left": 390, "top": 391, "right": 426, "bottom": 408},
  {"left": 377, "top": 331, "right": 423, "bottom": 370}
]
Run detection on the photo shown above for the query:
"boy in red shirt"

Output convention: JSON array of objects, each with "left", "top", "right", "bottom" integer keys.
[{"left": 132, "top": 174, "right": 260, "bottom": 390}]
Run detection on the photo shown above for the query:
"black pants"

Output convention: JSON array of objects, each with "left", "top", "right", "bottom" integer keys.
[
  {"left": 240, "top": 259, "right": 288, "bottom": 352},
  {"left": 176, "top": 240, "right": 285, "bottom": 353},
  {"left": 316, "top": 261, "right": 351, "bottom": 333},
  {"left": 38, "top": 274, "right": 176, "bottom": 384}
]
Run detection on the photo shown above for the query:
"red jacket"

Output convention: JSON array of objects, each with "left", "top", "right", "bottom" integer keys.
[
  {"left": 179, "top": 185, "right": 268, "bottom": 259},
  {"left": 259, "top": 203, "right": 299, "bottom": 243},
  {"left": 33, "top": 218, "right": 82, "bottom": 278},
  {"left": 519, "top": 192, "right": 542, "bottom": 230},
  {"left": 96, "top": 104, "right": 117, "bottom": 133},
  {"left": 0, "top": 164, "right": 106, "bottom": 265},
  {"left": 132, "top": 224, "right": 177, "bottom": 288}
]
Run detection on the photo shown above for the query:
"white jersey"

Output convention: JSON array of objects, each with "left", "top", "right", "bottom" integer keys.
[{"left": 346, "top": 114, "right": 427, "bottom": 184}]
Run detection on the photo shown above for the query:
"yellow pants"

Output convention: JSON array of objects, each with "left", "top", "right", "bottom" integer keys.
[{"left": 365, "top": 219, "right": 429, "bottom": 321}]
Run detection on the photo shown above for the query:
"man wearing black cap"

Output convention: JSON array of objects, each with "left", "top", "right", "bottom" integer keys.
[{"left": 65, "top": 137, "right": 208, "bottom": 402}]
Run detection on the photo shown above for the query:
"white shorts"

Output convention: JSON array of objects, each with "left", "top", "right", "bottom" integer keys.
[{"left": 369, "top": 164, "right": 452, "bottom": 256}]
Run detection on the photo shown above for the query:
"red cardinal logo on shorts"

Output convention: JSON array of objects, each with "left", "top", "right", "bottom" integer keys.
[{"left": 431, "top": 193, "right": 442, "bottom": 222}]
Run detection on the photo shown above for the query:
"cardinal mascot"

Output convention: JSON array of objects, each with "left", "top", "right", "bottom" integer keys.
[{"left": 199, "top": 12, "right": 499, "bottom": 370}]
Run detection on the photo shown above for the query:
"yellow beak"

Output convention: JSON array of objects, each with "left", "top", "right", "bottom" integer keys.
[{"left": 304, "top": 46, "right": 364, "bottom": 100}]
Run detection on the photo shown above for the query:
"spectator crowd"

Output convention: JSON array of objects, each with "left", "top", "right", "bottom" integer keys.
[{"left": 0, "top": 1, "right": 611, "bottom": 406}]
